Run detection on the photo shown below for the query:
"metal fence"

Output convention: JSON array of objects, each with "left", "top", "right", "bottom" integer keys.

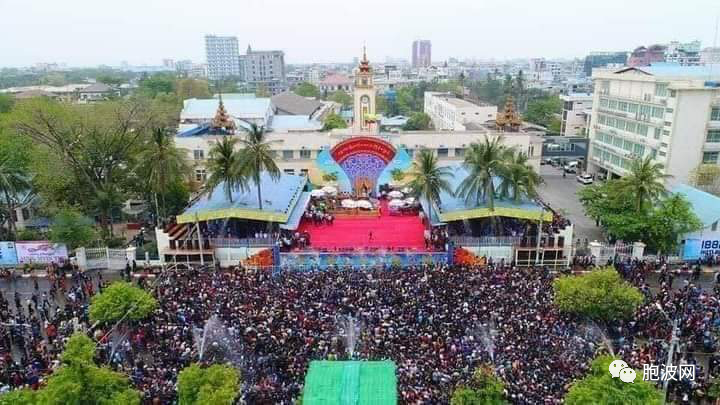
[
  {"left": 208, "top": 237, "right": 275, "bottom": 248},
  {"left": 449, "top": 236, "right": 522, "bottom": 247}
]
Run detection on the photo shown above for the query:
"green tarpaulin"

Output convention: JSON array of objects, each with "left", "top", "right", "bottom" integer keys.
[{"left": 302, "top": 361, "right": 397, "bottom": 405}]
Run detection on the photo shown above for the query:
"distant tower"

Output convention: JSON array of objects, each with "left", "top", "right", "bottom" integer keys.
[
  {"left": 210, "top": 94, "right": 236, "bottom": 134},
  {"left": 496, "top": 96, "right": 522, "bottom": 132},
  {"left": 412, "top": 40, "right": 432, "bottom": 68},
  {"left": 353, "top": 47, "right": 377, "bottom": 133}
]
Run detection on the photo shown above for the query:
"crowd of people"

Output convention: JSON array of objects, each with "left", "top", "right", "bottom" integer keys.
[{"left": 1, "top": 258, "right": 720, "bottom": 404}]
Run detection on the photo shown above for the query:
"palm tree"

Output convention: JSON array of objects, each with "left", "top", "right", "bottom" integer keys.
[
  {"left": 206, "top": 136, "right": 246, "bottom": 203},
  {"left": 499, "top": 151, "right": 543, "bottom": 203},
  {"left": 455, "top": 136, "right": 514, "bottom": 211},
  {"left": 237, "top": 124, "right": 280, "bottom": 210},
  {"left": 617, "top": 155, "right": 671, "bottom": 213},
  {"left": 137, "top": 128, "right": 189, "bottom": 221},
  {"left": 0, "top": 155, "right": 31, "bottom": 239},
  {"left": 406, "top": 149, "right": 454, "bottom": 224}
]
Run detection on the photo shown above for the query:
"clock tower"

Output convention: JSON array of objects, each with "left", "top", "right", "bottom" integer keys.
[{"left": 352, "top": 47, "right": 377, "bottom": 133}]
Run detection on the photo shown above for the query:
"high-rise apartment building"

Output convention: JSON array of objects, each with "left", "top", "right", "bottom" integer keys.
[
  {"left": 587, "top": 65, "right": 720, "bottom": 185},
  {"left": 583, "top": 51, "right": 628, "bottom": 77},
  {"left": 665, "top": 40, "right": 702, "bottom": 66},
  {"left": 241, "top": 45, "right": 287, "bottom": 95},
  {"left": 205, "top": 35, "right": 241, "bottom": 80},
  {"left": 412, "top": 40, "right": 432, "bottom": 68}
]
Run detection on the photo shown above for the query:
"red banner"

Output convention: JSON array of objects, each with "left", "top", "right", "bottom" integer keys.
[{"left": 330, "top": 137, "right": 396, "bottom": 164}]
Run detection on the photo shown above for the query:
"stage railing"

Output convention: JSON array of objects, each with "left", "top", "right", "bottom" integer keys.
[
  {"left": 450, "top": 236, "right": 522, "bottom": 246},
  {"left": 209, "top": 237, "right": 275, "bottom": 248}
]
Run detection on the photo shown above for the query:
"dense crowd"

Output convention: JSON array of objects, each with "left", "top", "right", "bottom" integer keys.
[{"left": 2, "top": 260, "right": 720, "bottom": 404}]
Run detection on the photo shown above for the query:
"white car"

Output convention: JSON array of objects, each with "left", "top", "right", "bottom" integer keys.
[{"left": 576, "top": 174, "right": 594, "bottom": 185}]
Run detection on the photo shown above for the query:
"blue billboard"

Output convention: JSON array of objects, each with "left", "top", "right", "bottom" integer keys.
[{"left": 0, "top": 242, "right": 18, "bottom": 266}]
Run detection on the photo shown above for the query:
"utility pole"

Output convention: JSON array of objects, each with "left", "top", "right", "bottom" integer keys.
[{"left": 661, "top": 317, "right": 679, "bottom": 405}]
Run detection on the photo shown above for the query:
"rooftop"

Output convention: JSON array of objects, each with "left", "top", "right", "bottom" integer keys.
[
  {"left": 81, "top": 83, "right": 114, "bottom": 93},
  {"left": 269, "top": 115, "right": 323, "bottom": 132},
  {"left": 271, "top": 91, "right": 322, "bottom": 116},
  {"left": 671, "top": 184, "right": 720, "bottom": 228},
  {"left": 609, "top": 63, "right": 720, "bottom": 80},
  {"left": 302, "top": 361, "right": 397, "bottom": 405},
  {"left": 320, "top": 73, "right": 353, "bottom": 86},
  {"left": 181, "top": 98, "right": 272, "bottom": 120}
]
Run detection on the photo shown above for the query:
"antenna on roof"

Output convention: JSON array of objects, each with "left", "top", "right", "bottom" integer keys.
[{"left": 711, "top": 14, "right": 719, "bottom": 79}]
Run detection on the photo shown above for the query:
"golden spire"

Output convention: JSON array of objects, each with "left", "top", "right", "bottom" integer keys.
[
  {"left": 211, "top": 93, "right": 236, "bottom": 133},
  {"left": 496, "top": 95, "right": 522, "bottom": 132}
]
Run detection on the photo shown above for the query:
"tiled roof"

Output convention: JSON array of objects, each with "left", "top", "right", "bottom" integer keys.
[{"left": 320, "top": 74, "right": 352, "bottom": 86}]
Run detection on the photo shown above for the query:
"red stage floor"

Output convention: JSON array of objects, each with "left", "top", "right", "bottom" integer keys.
[{"left": 297, "top": 200, "right": 427, "bottom": 250}]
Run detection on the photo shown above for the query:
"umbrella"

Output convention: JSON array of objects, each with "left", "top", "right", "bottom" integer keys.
[
  {"left": 388, "top": 190, "right": 403, "bottom": 198},
  {"left": 341, "top": 199, "right": 357, "bottom": 208},
  {"left": 310, "top": 189, "right": 325, "bottom": 198},
  {"left": 321, "top": 186, "right": 338, "bottom": 194},
  {"left": 388, "top": 199, "right": 405, "bottom": 208},
  {"left": 401, "top": 187, "right": 412, "bottom": 194},
  {"left": 356, "top": 200, "right": 373, "bottom": 209}
]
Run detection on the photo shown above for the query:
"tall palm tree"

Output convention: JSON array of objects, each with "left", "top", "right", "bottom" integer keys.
[
  {"left": 406, "top": 149, "right": 454, "bottom": 224},
  {"left": 455, "top": 136, "right": 514, "bottom": 211},
  {"left": 206, "top": 136, "right": 246, "bottom": 203},
  {"left": 499, "top": 151, "right": 543, "bottom": 203},
  {"left": 136, "top": 128, "right": 189, "bottom": 221},
  {"left": 618, "top": 155, "right": 671, "bottom": 213},
  {"left": 238, "top": 124, "right": 280, "bottom": 210},
  {"left": 0, "top": 155, "right": 31, "bottom": 239}
]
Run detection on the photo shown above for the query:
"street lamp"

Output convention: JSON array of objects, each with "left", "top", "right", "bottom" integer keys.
[{"left": 655, "top": 302, "right": 680, "bottom": 405}]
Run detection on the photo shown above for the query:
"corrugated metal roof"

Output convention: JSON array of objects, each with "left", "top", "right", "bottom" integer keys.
[
  {"left": 269, "top": 115, "right": 323, "bottom": 131},
  {"left": 671, "top": 184, "right": 720, "bottom": 228},
  {"left": 181, "top": 98, "right": 271, "bottom": 120}
]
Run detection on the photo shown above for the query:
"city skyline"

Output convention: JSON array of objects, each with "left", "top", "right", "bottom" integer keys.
[{"left": 1, "top": 0, "right": 719, "bottom": 67}]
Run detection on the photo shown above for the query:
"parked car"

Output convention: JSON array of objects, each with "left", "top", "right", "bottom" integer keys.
[
  {"left": 564, "top": 165, "right": 577, "bottom": 174},
  {"left": 576, "top": 174, "right": 594, "bottom": 184},
  {"left": 541, "top": 158, "right": 554, "bottom": 165}
]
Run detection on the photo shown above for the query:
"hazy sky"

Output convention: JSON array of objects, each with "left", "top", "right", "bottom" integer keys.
[{"left": 1, "top": 0, "right": 719, "bottom": 67}]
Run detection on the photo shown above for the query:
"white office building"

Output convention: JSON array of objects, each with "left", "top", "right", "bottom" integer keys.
[
  {"left": 587, "top": 64, "right": 720, "bottom": 185},
  {"left": 205, "top": 35, "right": 241, "bottom": 80},
  {"left": 560, "top": 93, "right": 593, "bottom": 136},
  {"left": 424, "top": 92, "right": 498, "bottom": 131}
]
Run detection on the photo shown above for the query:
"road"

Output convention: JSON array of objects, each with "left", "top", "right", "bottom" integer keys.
[{"left": 537, "top": 164, "right": 605, "bottom": 244}]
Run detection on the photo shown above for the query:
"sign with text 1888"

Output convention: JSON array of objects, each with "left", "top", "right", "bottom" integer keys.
[{"left": 15, "top": 242, "right": 68, "bottom": 264}]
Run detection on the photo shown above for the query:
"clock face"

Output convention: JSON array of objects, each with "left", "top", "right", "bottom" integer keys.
[{"left": 361, "top": 95, "right": 370, "bottom": 104}]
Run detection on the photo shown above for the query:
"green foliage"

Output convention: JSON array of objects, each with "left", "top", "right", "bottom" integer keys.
[
  {"left": 293, "top": 82, "right": 320, "bottom": 98},
  {"left": 523, "top": 96, "right": 562, "bottom": 128},
  {"left": 451, "top": 366, "right": 508, "bottom": 405},
  {"left": 49, "top": 207, "right": 97, "bottom": 250},
  {"left": 0, "top": 150, "right": 32, "bottom": 238},
  {"left": 322, "top": 112, "right": 348, "bottom": 130},
  {"left": 553, "top": 268, "right": 644, "bottom": 322},
  {"left": 177, "top": 363, "right": 240, "bottom": 405},
  {"left": 402, "top": 112, "right": 431, "bottom": 130},
  {"left": 691, "top": 164, "right": 720, "bottom": 189},
  {"left": 407, "top": 149, "right": 455, "bottom": 221},
  {"left": 16, "top": 228, "right": 43, "bottom": 241},
  {"left": 0, "top": 93, "right": 15, "bottom": 114},
  {"left": 456, "top": 137, "right": 516, "bottom": 211},
  {"left": 89, "top": 281, "right": 157, "bottom": 325},
  {"left": 137, "top": 74, "right": 176, "bottom": 98},
  {"left": 322, "top": 171, "right": 338, "bottom": 182},
  {"left": 0, "top": 389, "right": 37, "bottom": 405},
  {"left": 206, "top": 136, "right": 246, "bottom": 203},
  {"left": 390, "top": 168, "right": 405, "bottom": 182},
  {"left": 327, "top": 91, "right": 352, "bottom": 107},
  {"left": 565, "top": 355, "right": 662, "bottom": 404},
  {"left": 176, "top": 78, "right": 212, "bottom": 100},
  {"left": 237, "top": 124, "right": 281, "bottom": 210},
  {"left": 96, "top": 75, "right": 125, "bottom": 87},
  {"left": 498, "top": 151, "right": 542, "bottom": 202}
]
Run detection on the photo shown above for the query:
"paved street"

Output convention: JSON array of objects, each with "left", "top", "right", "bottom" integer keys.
[{"left": 538, "top": 164, "right": 605, "bottom": 244}]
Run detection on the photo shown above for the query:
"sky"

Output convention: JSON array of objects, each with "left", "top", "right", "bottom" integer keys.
[{"left": 1, "top": 0, "right": 719, "bottom": 67}]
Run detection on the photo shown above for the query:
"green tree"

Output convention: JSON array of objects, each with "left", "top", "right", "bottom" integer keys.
[
  {"left": 0, "top": 154, "right": 31, "bottom": 239},
  {"left": 498, "top": 151, "right": 542, "bottom": 202},
  {"left": 238, "top": 124, "right": 280, "bottom": 210},
  {"left": 524, "top": 96, "right": 561, "bottom": 128},
  {"left": 565, "top": 355, "right": 662, "bottom": 405},
  {"left": 690, "top": 163, "right": 720, "bottom": 192},
  {"left": 321, "top": 171, "right": 338, "bottom": 183},
  {"left": 89, "top": 281, "right": 157, "bottom": 325},
  {"left": 0, "top": 389, "right": 37, "bottom": 405},
  {"left": 407, "top": 149, "right": 454, "bottom": 223},
  {"left": 176, "top": 78, "right": 212, "bottom": 100},
  {"left": 177, "top": 363, "right": 240, "bottom": 405},
  {"left": 451, "top": 365, "right": 508, "bottom": 405},
  {"left": 136, "top": 128, "right": 189, "bottom": 221},
  {"left": 49, "top": 207, "right": 97, "bottom": 250},
  {"left": 645, "top": 193, "right": 702, "bottom": 254},
  {"left": 206, "top": 136, "right": 246, "bottom": 203},
  {"left": 96, "top": 75, "right": 125, "bottom": 87},
  {"left": 137, "top": 74, "right": 176, "bottom": 98},
  {"left": 390, "top": 168, "right": 405, "bottom": 183},
  {"left": 293, "top": 82, "right": 320, "bottom": 98},
  {"left": 322, "top": 112, "right": 348, "bottom": 131},
  {"left": 456, "top": 137, "right": 514, "bottom": 211},
  {"left": 327, "top": 91, "right": 352, "bottom": 107},
  {"left": 255, "top": 84, "right": 270, "bottom": 98},
  {"left": 617, "top": 156, "right": 670, "bottom": 213},
  {"left": 0, "top": 93, "right": 15, "bottom": 114},
  {"left": 553, "top": 268, "right": 644, "bottom": 322},
  {"left": 403, "top": 112, "right": 431, "bottom": 130}
]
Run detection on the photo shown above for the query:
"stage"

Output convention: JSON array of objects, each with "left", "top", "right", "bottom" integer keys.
[{"left": 298, "top": 200, "right": 427, "bottom": 250}]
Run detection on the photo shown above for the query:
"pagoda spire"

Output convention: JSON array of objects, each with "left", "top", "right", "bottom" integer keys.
[
  {"left": 495, "top": 95, "right": 522, "bottom": 132},
  {"left": 211, "top": 93, "right": 236, "bottom": 133}
]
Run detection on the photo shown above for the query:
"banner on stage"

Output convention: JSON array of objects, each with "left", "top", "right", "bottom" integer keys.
[
  {"left": 279, "top": 251, "right": 449, "bottom": 270},
  {"left": 0, "top": 242, "right": 18, "bottom": 266},
  {"left": 15, "top": 241, "right": 69, "bottom": 264}
]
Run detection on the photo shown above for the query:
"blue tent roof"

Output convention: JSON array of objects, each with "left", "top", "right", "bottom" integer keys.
[
  {"left": 671, "top": 184, "right": 720, "bottom": 228},
  {"left": 280, "top": 192, "right": 311, "bottom": 230},
  {"left": 177, "top": 172, "right": 307, "bottom": 224},
  {"left": 630, "top": 63, "right": 720, "bottom": 79},
  {"left": 270, "top": 115, "right": 323, "bottom": 131}
]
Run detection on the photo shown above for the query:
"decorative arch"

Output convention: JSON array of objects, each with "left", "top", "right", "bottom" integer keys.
[{"left": 329, "top": 137, "right": 397, "bottom": 196}]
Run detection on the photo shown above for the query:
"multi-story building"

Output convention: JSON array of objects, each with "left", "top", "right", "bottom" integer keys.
[
  {"left": 424, "top": 92, "right": 497, "bottom": 131},
  {"left": 587, "top": 65, "right": 720, "bottom": 185},
  {"left": 583, "top": 51, "right": 628, "bottom": 77},
  {"left": 560, "top": 93, "right": 593, "bottom": 136},
  {"left": 628, "top": 45, "right": 667, "bottom": 67},
  {"left": 242, "top": 45, "right": 287, "bottom": 95},
  {"left": 412, "top": 40, "right": 432, "bottom": 68},
  {"left": 665, "top": 41, "right": 702, "bottom": 66},
  {"left": 205, "top": 35, "right": 241, "bottom": 80},
  {"left": 701, "top": 47, "right": 720, "bottom": 65}
]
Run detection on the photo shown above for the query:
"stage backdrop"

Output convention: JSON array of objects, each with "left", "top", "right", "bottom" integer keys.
[{"left": 15, "top": 242, "right": 69, "bottom": 264}]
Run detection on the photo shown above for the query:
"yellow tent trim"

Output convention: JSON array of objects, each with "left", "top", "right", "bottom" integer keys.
[
  {"left": 177, "top": 208, "right": 289, "bottom": 224},
  {"left": 439, "top": 207, "right": 552, "bottom": 222}
]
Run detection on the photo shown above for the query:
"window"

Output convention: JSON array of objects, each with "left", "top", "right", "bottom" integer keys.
[
  {"left": 598, "top": 115, "right": 607, "bottom": 125},
  {"left": 195, "top": 168, "right": 207, "bottom": 182},
  {"left": 608, "top": 100, "right": 618, "bottom": 110},
  {"left": 650, "top": 149, "right": 657, "bottom": 159},
  {"left": 283, "top": 169, "right": 295, "bottom": 175},
  {"left": 633, "top": 144, "right": 645, "bottom": 156},
  {"left": 193, "top": 150, "right": 205, "bottom": 160},
  {"left": 613, "top": 137, "right": 623, "bottom": 148},
  {"left": 300, "top": 150, "right": 311, "bottom": 159},
  {"left": 282, "top": 150, "right": 294, "bottom": 159},
  {"left": 666, "top": 108, "right": 674, "bottom": 113},
  {"left": 659, "top": 151, "right": 667, "bottom": 157},
  {"left": 437, "top": 148, "right": 448, "bottom": 157},
  {"left": 703, "top": 152, "right": 719, "bottom": 164},
  {"left": 664, "top": 121, "right": 672, "bottom": 127},
  {"left": 660, "top": 142, "right": 668, "bottom": 148},
  {"left": 21, "top": 208, "right": 30, "bottom": 220},
  {"left": 599, "top": 98, "right": 609, "bottom": 108},
  {"left": 636, "top": 124, "right": 649, "bottom": 136},
  {"left": 712, "top": 107, "right": 720, "bottom": 121},
  {"left": 669, "top": 90, "right": 676, "bottom": 97},
  {"left": 707, "top": 130, "right": 720, "bottom": 143},
  {"left": 628, "top": 103, "right": 638, "bottom": 113},
  {"left": 626, "top": 122, "right": 636, "bottom": 133},
  {"left": 618, "top": 101, "right": 628, "bottom": 112},
  {"left": 640, "top": 105, "right": 652, "bottom": 117},
  {"left": 455, "top": 148, "right": 465, "bottom": 157},
  {"left": 652, "top": 107, "right": 664, "bottom": 119},
  {"left": 622, "top": 140, "right": 633, "bottom": 152},
  {"left": 663, "top": 130, "right": 670, "bottom": 136},
  {"left": 655, "top": 83, "right": 669, "bottom": 97},
  {"left": 654, "top": 128, "right": 662, "bottom": 139}
]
